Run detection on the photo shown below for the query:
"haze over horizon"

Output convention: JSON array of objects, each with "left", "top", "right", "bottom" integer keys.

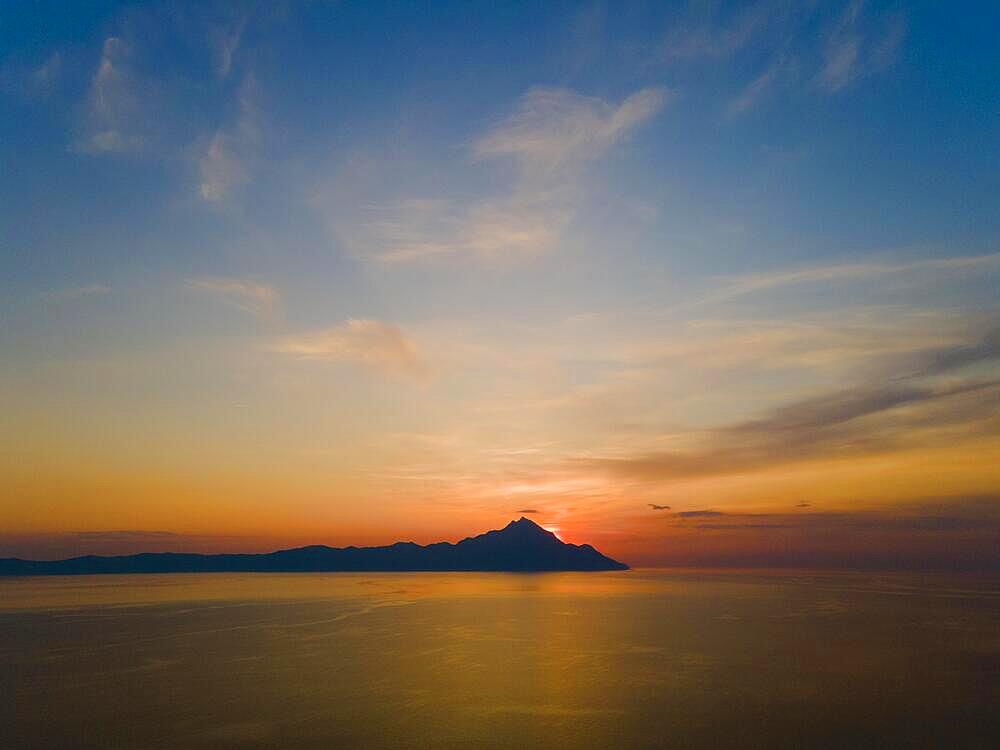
[{"left": 3, "top": 1, "right": 1000, "bottom": 569}]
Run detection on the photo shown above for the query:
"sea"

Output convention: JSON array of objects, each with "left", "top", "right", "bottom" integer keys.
[{"left": 2, "top": 569, "right": 998, "bottom": 748}]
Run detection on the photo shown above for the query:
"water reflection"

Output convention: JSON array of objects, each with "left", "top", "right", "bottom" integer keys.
[{"left": 2, "top": 570, "right": 998, "bottom": 748}]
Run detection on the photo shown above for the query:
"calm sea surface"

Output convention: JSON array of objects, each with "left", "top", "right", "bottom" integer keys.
[{"left": 2, "top": 569, "right": 999, "bottom": 749}]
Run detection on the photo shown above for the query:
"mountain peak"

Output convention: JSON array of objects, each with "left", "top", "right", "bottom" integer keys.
[
  {"left": 510, "top": 516, "right": 542, "bottom": 528},
  {"left": 1, "top": 518, "right": 629, "bottom": 575},
  {"left": 501, "top": 516, "right": 552, "bottom": 537}
]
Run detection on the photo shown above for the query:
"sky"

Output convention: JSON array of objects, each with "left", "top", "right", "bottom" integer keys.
[{"left": 2, "top": 0, "right": 999, "bottom": 568}]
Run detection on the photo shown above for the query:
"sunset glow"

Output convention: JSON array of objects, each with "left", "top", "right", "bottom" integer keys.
[{"left": 1, "top": 1, "right": 999, "bottom": 570}]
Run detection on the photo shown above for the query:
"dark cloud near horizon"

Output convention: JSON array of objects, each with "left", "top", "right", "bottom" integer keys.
[
  {"left": 662, "top": 495, "right": 1000, "bottom": 535},
  {"left": 688, "top": 516, "right": 993, "bottom": 532},
  {"left": 582, "top": 324, "right": 1000, "bottom": 481},
  {"left": 649, "top": 504, "right": 671, "bottom": 510},
  {"left": 904, "top": 325, "right": 1000, "bottom": 377},
  {"left": 516, "top": 509, "right": 540, "bottom": 514}
]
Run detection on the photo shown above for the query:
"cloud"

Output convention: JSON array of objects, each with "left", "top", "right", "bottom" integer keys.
[
  {"left": 274, "top": 319, "right": 426, "bottom": 379},
  {"left": 648, "top": 504, "right": 671, "bottom": 510},
  {"left": 186, "top": 277, "right": 279, "bottom": 319},
  {"left": 354, "top": 193, "right": 571, "bottom": 263},
  {"left": 328, "top": 86, "right": 667, "bottom": 264},
  {"left": 658, "top": 2, "right": 904, "bottom": 111},
  {"left": 71, "top": 9, "right": 265, "bottom": 202},
  {"left": 517, "top": 509, "right": 540, "bottom": 514},
  {"left": 76, "top": 37, "right": 147, "bottom": 154},
  {"left": 728, "top": 55, "right": 797, "bottom": 114},
  {"left": 630, "top": 496, "right": 1000, "bottom": 569},
  {"left": 473, "top": 86, "right": 669, "bottom": 176},
  {"left": 662, "top": 0, "right": 777, "bottom": 61},
  {"left": 664, "top": 497, "right": 1000, "bottom": 535},
  {"left": 706, "top": 252, "right": 1000, "bottom": 304},
  {"left": 587, "top": 377, "right": 1000, "bottom": 481},
  {"left": 676, "top": 510, "right": 723, "bottom": 518},
  {"left": 209, "top": 15, "right": 247, "bottom": 79},
  {"left": 199, "top": 75, "right": 260, "bottom": 202},
  {"left": 906, "top": 327, "right": 1000, "bottom": 378},
  {"left": 199, "top": 132, "right": 247, "bottom": 202},
  {"left": 581, "top": 324, "right": 1000, "bottom": 482},
  {"left": 818, "top": 1, "right": 905, "bottom": 92}
]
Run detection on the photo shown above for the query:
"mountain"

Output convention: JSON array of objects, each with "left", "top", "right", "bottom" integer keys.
[{"left": 0, "top": 518, "right": 628, "bottom": 575}]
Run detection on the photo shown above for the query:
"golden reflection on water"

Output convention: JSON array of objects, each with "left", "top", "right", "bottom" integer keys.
[{"left": 2, "top": 570, "right": 999, "bottom": 748}]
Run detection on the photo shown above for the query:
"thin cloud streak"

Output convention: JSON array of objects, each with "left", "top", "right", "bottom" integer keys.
[
  {"left": 580, "top": 325, "right": 1000, "bottom": 482},
  {"left": 199, "top": 75, "right": 260, "bottom": 203},
  {"left": 586, "top": 378, "right": 1000, "bottom": 481},
  {"left": 76, "top": 37, "right": 147, "bottom": 154},
  {"left": 728, "top": 55, "right": 797, "bottom": 114},
  {"left": 274, "top": 319, "right": 427, "bottom": 379},
  {"left": 330, "top": 86, "right": 668, "bottom": 264},
  {"left": 661, "top": 0, "right": 778, "bottom": 61},
  {"left": 186, "top": 277, "right": 280, "bottom": 319},
  {"left": 704, "top": 252, "right": 1000, "bottom": 304},
  {"left": 473, "top": 86, "right": 669, "bottom": 175},
  {"left": 818, "top": 1, "right": 905, "bottom": 92}
]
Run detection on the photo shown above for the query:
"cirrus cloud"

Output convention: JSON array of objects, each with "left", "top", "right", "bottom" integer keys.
[
  {"left": 473, "top": 86, "right": 669, "bottom": 176},
  {"left": 274, "top": 319, "right": 426, "bottom": 379},
  {"left": 186, "top": 277, "right": 280, "bottom": 319},
  {"left": 324, "top": 86, "right": 668, "bottom": 264}
]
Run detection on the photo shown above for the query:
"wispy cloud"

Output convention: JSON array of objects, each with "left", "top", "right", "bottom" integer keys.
[
  {"left": 351, "top": 193, "right": 572, "bottom": 264},
  {"left": 629, "top": 496, "right": 1000, "bottom": 569},
  {"left": 661, "top": 1, "right": 906, "bottom": 113},
  {"left": 591, "top": 379, "right": 1000, "bottom": 480},
  {"left": 728, "top": 55, "right": 797, "bottom": 114},
  {"left": 71, "top": 7, "right": 265, "bottom": 203},
  {"left": 274, "top": 319, "right": 426, "bottom": 379},
  {"left": 581, "top": 325, "right": 1000, "bottom": 481},
  {"left": 818, "top": 1, "right": 905, "bottom": 92},
  {"left": 198, "top": 75, "right": 260, "bottom": 203},
  {"left": 208, "top": 15, "right": 248, "bottom": 79},
  {"left": 76, "top": 37, "right": 148, "bottom": 154},
  {"left": 662, "top": 0, "right": 778, "bottom": 61},
  {"left": 706, "top": 252, "right": 1000, "bottom": 304},
  {"left": 660, "top": 496, "right": 1000, "bottom": 534},
  {"left": 330, "top": 86, "right": 667, "bottom": 264},
  {"left": 473, "top": 86, "right": 668, "bottom": 175},
  {"left": 186, "top": 277, "right": 279, "bottom": 319}
]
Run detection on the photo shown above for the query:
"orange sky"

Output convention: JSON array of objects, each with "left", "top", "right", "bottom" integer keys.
[{"left": 3, "top": 1, "right": 1000, "bottom": 568}]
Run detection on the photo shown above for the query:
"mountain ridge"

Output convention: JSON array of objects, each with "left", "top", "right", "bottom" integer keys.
[{"left": 0, "top": 517, "right": 629, "bottom": 575}]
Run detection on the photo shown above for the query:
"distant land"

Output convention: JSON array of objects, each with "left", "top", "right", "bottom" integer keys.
[{"left": 0, "top": 518, "right": 628, "bottom": 575}]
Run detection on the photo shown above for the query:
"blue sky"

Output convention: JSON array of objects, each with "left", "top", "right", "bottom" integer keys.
[{"left": 2, "top": 0, "right": 1000, "bottom": 565}]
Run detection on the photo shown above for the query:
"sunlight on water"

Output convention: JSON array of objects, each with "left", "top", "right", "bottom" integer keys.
[{"left": 2, "top": 570, "right": 999, "bottom": 748}]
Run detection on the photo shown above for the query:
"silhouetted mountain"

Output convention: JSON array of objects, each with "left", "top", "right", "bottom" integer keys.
[{"left": 0, "top": 518, "right": 628, "bottom": 575}]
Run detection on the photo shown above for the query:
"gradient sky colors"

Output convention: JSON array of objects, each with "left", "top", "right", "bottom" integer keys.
[{"left": 2, "top": 1, "right": 999, "bottom": 567}]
